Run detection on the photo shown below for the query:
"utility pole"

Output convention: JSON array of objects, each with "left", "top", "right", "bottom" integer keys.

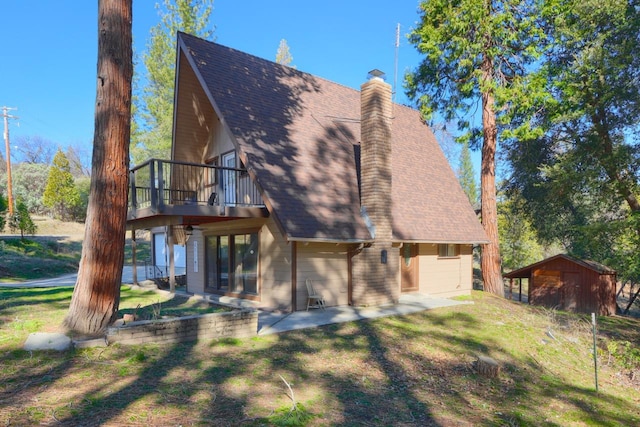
[{"left": 2, "top": 106, "right": 18, "bottom": 215}]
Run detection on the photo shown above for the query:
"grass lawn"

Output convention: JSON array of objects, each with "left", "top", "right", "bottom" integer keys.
[
  {"left": 0, "top": 288, "right": 639, "bottom": 426},
  {"left": 0, "top": 236, "right": 149, "bottom": 283}
]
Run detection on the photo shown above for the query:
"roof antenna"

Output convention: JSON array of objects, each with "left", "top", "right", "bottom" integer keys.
[{"left": 393, "top": 23, "right": 400, "bottom": 105}]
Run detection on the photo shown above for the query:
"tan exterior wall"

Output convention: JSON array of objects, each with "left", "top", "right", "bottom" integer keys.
[
  {"left": 185, "top": 217, "right": 293, "bottom": 311},
  {"left": 202, "top": 117, "right": 235, "bottom": 164},
  {"left": 258, "top": 218, "right": 293, "bottom": 311},
  {"left": 296, "top": 243, "right": 350, "bottom": 310},
  {"left": 185, "top": 228, "right": 206, "bottom": 295},
  {"left": 417, "top": 244, "right": 473, "bottom": 297}
]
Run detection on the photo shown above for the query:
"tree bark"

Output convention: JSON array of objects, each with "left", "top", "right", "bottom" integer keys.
[
  {"left": 64, "top": 0, "right": 132, "bottom": 335},
  {"left": 480, "top": 54, "right": 504, "bottom": 297}
]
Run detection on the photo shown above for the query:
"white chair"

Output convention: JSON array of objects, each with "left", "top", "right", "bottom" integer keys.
[{"left": 305, "top": 279, "right": 326, "bottom": 311}]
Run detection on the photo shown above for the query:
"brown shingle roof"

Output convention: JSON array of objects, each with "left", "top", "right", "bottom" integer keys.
[
  {"left": 177, "top": 32, "right": 487, "bottom": 244},
  {"left": 504, "top": 254, "right": 617, "bottom": 279}
]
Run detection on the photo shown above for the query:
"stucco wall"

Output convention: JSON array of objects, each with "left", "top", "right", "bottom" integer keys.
[{"left": 417, "top": 244, "right": 473, "bottom": 297}]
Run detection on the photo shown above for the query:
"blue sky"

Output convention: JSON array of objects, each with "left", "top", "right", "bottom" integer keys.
[{"left": 2, "top": 1, "right": 475, "bottom": 167}]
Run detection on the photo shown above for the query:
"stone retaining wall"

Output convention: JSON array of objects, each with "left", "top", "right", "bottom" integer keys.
[{"left": 106, "top": 309, "right": 258, "bottom": 345}]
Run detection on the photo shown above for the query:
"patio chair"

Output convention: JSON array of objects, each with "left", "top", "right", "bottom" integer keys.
[{"left": 305, "top": 279, "right": 326, "bottom": 311}]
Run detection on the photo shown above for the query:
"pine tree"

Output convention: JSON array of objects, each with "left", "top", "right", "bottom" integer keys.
[
  {"left": 132, "top": 0, "right": 214, "bottom": 163},
  {"left": 458, "top": 141, "right": 478, "bottom": 209},
  {"left": 506, "top": 0, "right": 640, "bottom": 279},
  {"left": 276, "top": 39, "right": 295, "bottom": 67},
  {"left": 406, "top": 0, "right": 548, "bottom": 297},
  {"left": 43, "top": 150, "right": 80, "bottom": 220},
  {"left": 9, "top": 198, "right": 37, "bottom": 239}
]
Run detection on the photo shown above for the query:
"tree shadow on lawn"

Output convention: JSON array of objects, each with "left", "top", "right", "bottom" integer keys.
[
  {"left": 117, "top": 292, "right": 227, "bottom": 321},
  {"left": 55, "top": 341, "right": 203, "bottom": 426},
  {"left": 374, "top": 309, "right": 639, "bottom": 426},
  {"left": 196, "top": 319, "right": 442, "bottom": 425},
  {"left": 0, "top": 350, "right": 77, "bottom": 425},
  {"left": 2, "top": 303, "right": 638, "bottom": 426},
  {"left": 0, "top": 287, "right": 74, "bottom": 313}
]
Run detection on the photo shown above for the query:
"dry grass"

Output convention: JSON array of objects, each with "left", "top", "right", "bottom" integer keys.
[
  {"left": 1, "top": 290, "right": 639, "bottom": 426},
  {"left": 0, "top": 218, "right": 149, "bottom": 282}
]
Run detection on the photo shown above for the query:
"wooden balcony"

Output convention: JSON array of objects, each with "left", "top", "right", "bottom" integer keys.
[{"left": 127, "top": 159, "right": 268, "bottom": 230}]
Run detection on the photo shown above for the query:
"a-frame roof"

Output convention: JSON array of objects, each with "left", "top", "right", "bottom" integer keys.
[
  {"left": 175, "top": 32, "right": 488, "bottom": 244},
  {"left": 504, "top": 254, "right": 617, "bottom": 279}
]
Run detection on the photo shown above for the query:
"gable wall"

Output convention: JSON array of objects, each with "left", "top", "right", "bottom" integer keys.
[
  {"left": 203, "top": 117, "right": 235, "bottom": 163},
  {"left": 417, "top": 244, "right": 473, "bottom": 297},
  {"left": 173, "top": 52, "right": 216, "bottom": 164}
]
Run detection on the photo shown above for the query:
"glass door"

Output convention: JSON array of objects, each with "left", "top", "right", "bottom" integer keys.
[{"left": 222, "top": 152, "right": 236, "bottom": 206}]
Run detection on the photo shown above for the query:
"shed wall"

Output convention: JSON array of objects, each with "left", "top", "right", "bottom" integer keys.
[{"left": 528, "top": 257, "right": 616, "bottom": 315}]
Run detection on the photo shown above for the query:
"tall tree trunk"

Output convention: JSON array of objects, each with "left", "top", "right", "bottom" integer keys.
[
  {"left": 64, "top": 0, "right": 132, "bottom": 335},
  {"left": 480, "top": 55, "right": 504, "bottom": 297}
]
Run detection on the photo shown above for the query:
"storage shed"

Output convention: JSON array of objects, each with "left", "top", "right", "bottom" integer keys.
[{"left": 504, "top": 254, "right": 617, "bottom": 316}]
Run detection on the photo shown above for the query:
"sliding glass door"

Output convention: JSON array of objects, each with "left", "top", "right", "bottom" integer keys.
[{"left": 206, "top": 232, "right": 258, "bottom": 295}]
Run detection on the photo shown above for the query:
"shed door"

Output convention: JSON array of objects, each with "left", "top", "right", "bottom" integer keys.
[
  {"left": 563, "top": 272, "right": 579, "bottom": 312},
  {"left": 401, "top": 244, "right": 419, "bottom": 292}
]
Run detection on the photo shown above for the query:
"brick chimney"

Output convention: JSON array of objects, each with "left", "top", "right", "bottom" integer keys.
[
  {"left": 351, "top": 70, "right": 399, "bottom": 307},
  {"left": 360, "top": 69, "right": 393, "bottom": 241}
]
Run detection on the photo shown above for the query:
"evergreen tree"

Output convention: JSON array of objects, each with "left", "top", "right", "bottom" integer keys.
[
  {"left": 406, "top": 0, "right": 548, "bottom": 297},
  {"left": 458, "top": 141, "right": 478, "bottom": 208},
  {"left": 498, "top": 191, "right": 544, "bottom": 271},
  {"left": 132, "top": 0, "right": 215, "bottom": 163},
  {"left": 9, "top": 198, "right": 37, "bottom": 239},
  {"left": 275, "top": 39, "right": 295, "bottom": 67},
  {"left": 43, "top": 150, "right": 80, "bottom": 220},
  {"left": 506, "top": 0, "right": 640, "bottom": 279}
]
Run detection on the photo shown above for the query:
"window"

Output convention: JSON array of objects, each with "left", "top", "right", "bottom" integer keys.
[
  {"left": 403, "top": 243, "right": 412, "bottom": 267},
  {"left": 438, "top": 244, "right": 458, "bottom": 258},
  {"left": 206, "top": 232, "right": 258, "bottom": 295}
]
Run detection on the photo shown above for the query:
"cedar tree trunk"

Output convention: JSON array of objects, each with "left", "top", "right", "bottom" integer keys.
[
  {"left": 480, "top": 55, "right": 504, "bottom": 297},
  {"left": 64, "top": 0, "right": 133, "bottom": 335}
]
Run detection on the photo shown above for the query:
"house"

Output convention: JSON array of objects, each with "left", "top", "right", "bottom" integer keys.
[
  {"left": 504, "top": 254, "right": 617, "bottom": 315},
  {"left": 127, "top": 32, "right": 488, "bottom": 311}
]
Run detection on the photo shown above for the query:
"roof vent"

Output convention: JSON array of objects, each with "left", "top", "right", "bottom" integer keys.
[{"left": 367, "top": 69, "right": 386, "bottom": 81}]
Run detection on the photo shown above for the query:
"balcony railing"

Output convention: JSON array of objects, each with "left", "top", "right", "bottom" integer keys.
[{"left": 129, "top": 159, "right": 264, "bottom": 214}]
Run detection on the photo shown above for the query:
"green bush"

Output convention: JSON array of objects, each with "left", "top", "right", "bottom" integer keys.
[{"left": 606, "top": 339, "right": 640, "bottom": 370}]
